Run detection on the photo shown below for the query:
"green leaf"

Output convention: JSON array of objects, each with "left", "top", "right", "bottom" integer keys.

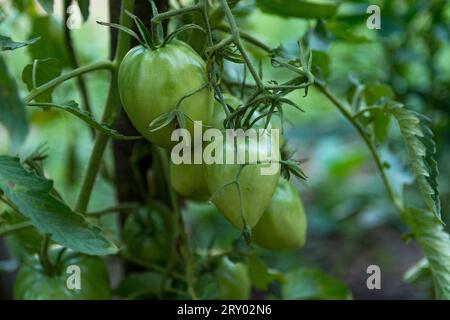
[
  {"left": 0, "top": 156, "right": 118, "bottom": 256},
  {"left": 0, "top": 35, "right": 40, "bottom": 51},
  {"left": 282, "top": 268, "right": 351, "bottom": 299},
  {"left": 401, "top": 208, "right": 450, "bottom": 299},
  {"left": 77, "top": 0, "right": 90, "bottom": 22},
  {"left": 28, "top": 101, "right": 142, "bottom": 140},
  {"left": 22, "top": 58, "right": 62, "bottom": 103},
  {"left": 248, "top": 255, "right": 285, "bottom": 291},
  {"left": 256, "top": 0, "right": 338, "bottom": 19},
  {"left": 0, "top": 56, "right": 29, "bottom": 148},
  {"left": 37, "top": 0, "right": 54, "bottom": 14},
  {"left": 387, "top": 103, "right": 441, "bottom": 220}
]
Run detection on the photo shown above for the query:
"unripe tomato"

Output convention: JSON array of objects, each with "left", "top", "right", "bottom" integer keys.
[
  {"left": 170, "top": 161, "right": 210, "bottom": 201},
  {"left": 216, "top": 257, "right": 251, "bottom": 300},
  {"left": 118, "top": 40, "right": 214, "bottom": 149},
  {"left": 206, "top": 135, "right": 280, "bottom": 229},
  {"left": 14, "top": 247, "right": 110, "bottom": 300},
  {"left": 123, "top": 207, "right": 172, "bottom": 263},
  {"left": 252, "top": 178, "right": 307, "bottom": 250}
]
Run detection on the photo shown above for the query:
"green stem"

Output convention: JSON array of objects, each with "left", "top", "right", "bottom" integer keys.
[
  {"left": 314, "top": 82, "right": 401, "bottom": 209},
  {"left": 23, "top": 61, "right": 115, "bottom": 104},
  {"left": 156, "top": 148, "right": 198, "bottom": 300},
  {"left": 74, "top": 0, "right": 135, "bottom": 214},
  {"left": 39, "top": 234, "right": 53, "bottom": 275}
]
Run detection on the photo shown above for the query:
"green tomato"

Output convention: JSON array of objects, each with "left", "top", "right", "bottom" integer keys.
[
  {"left": 206, "top": 135, "right": 280, "bottom": 229},
  {"left": 1, "top": 211, "right": 42, "bottom": 257},
  {"left": 123, "top": 207, "right": 172, "bottom": 263},
  {"left": 14, "top": 247, "right": 110, "bottom": 300},
  {"left": 170, "top": 161, "right": 210, "bottom": 201},
  {"left": 118, "top": 40, "right": 214, "bottom": 149},
  {"left": 252, "top": 178, "right": 307, "bottom": 250},
  {"left": 216, "top": 257, "right": 251, "bottom": 300}
]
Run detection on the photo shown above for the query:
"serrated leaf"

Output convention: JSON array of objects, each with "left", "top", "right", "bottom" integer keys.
[
  {"left": 387, "top": 103, "right": 441, "bottom": 220},
  {"left": 28, "top": 101, "right": 142, "bottom": 140},
  {"left": 0, "top": 156, "right": 118, "bottom": 256},
  {"left": 0, "top": 56, "right": 29, "bottom": 148},
  {"left": 0, "top": 35, "right": 40, "bottom": 51},
  {"left": 22, "top": 58, "right": 62, "bottom": 103},
  {"left": 282, "top": 268, "right": 351, "bottom": 299},
  {"left": 401, "top": 208, "right": 450, "bottom": 299},
  {"left": 256, "top": 0, "right": 338, "bottom": 19}
]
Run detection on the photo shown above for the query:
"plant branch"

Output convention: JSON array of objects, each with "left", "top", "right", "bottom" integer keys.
[{"left": 74, "top": 0, "right": 135, "bottom": 215}]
